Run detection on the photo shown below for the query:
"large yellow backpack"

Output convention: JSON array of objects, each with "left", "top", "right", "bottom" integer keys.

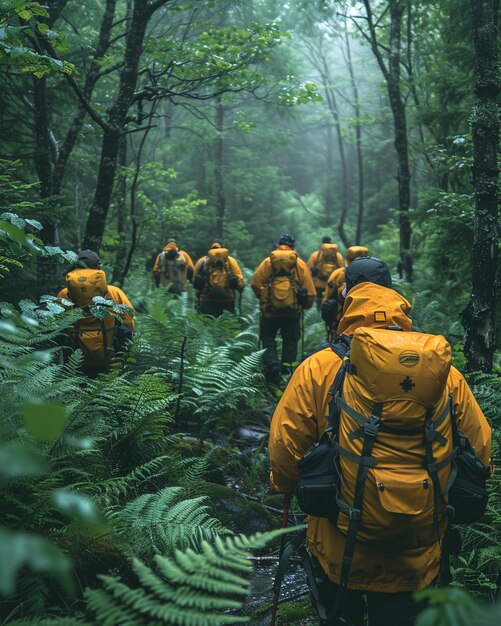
[
  {"left": 261, "top": 249, "right": 299, "bottom": 314},
  {"left": 159, "top": 248, "right": 186, "bottom": 293},
  {"left": 315, "top": 243, "right": 340, "bottom": 280},
  {"left": 66, "top": 268, "right": 116, "bottom": 369},
  {"left": 206, "top": 247, "right": 231, "bottom": 298},
  {"left": 335, "top": 327, "right": 453, "bottom": 551}
]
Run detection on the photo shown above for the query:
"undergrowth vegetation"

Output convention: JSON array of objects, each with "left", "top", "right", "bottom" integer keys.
[{"left": 1, "top": 217, "right": 500, "bottom": 625}]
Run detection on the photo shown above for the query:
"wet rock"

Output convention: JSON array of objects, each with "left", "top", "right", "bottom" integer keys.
[
  {"left": 235, "top": 426, "right": 267, "bottom": 445},
  {"left": 197, "top": 483, "right": 278, "bottom": 535}
]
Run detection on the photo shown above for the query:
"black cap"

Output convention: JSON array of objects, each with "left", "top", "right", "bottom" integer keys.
[
  {"left": 278, "top": 233, "right": 295, "bottom": 247},
  {"left": 345, "top": 257, "right": 392, "bottom": 293},
  {"left": 77, "top": 249, "right": 101, "bottom": 269},
  {"left": 211, "top": 238, "right": 224, "bottom": 246},
  {"left": 321, "top": 235, "right": 332, "bottom": 243}
]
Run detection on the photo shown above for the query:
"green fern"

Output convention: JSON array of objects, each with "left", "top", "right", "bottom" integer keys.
[
  {"left": 85, "top": 528, "right": 301, "bottom": 626},
  {"left": 112, "top": 486, "right": 231, "bottom": 560}
]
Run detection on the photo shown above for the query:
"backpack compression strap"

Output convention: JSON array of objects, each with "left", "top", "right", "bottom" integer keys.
[{"left": 331, "top": 401, "right": 382, "bottom": 620}]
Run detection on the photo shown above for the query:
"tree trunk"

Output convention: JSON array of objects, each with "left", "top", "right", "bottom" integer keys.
[
  {"left": 388, "top": 0, "right": 412, "bottom": 281},
  {"left": 33, "top": 76, "right": 58, "bottom": 252},
  {"left": 113, "top": 134, "right": 128, "bottom": 283},
  {"left": 325, "top": 123, "right": 336, "bottom": 226},
  {"left": 462, "top": 0, "right": 499, "bottom": 374},
  {"left": 362, "top": 0, "right": 412, "bottom": 280},
  {"left": 344, "top": 21, "right": 365, "bottom": 246},
  {"left": 322, "top": 64, "right": 349, "bottom": 247},
  {"left": 214, "top": 97, "right": 226, "bottom": 240},
  {"left": 82, "top": 0, "right": 151, "bottom": 251},
  {"left": 53, "top": 0, "right": 117, "bottom": 195}
]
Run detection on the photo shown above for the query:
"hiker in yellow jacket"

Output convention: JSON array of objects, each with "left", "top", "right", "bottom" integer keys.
[
  {"left": 269, "top": 258, "right": 491, "bottom": 626},
  {"left": 307, "top": 236, "right": 345, "bottom": 310},
  {"left": 152, "top": 239, "right": 195, "bottom": 292},
  {"left": 58, "top": 250, "right": 135, "bottom": 375},
  {"left": 251, "top": 233, "right": 315, "bottom": 384},
  {"left": 321, "top": 246, "right": 369, "bottom": 336},
  {"left": 192, "top": 239, "right": 244, "bottom": 317}
]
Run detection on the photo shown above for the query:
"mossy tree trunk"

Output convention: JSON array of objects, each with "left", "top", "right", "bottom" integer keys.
[{"left": 462, "top": 0, "right": 499, "bottom": 373}]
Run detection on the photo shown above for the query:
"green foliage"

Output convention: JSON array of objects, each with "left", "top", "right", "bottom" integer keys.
[
  {"left": 416, "top": 587, "right": 501, "bottom": 626},
  {"left": 0, "top": 1, "right": 75, "bottom": 76},
  {"left": 113, "top": 486, "right": 231, "bottom": 561},
  {"left": 138, "top": 291, "right": 267, "bottom": 437},
  {"left": 85, "top": 527, "right": 301, "bottom": 626}
]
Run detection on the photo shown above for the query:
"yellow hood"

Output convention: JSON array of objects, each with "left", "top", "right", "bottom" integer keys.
[{"left": 338, "top": 283, "right": 412, "bottom": 336}]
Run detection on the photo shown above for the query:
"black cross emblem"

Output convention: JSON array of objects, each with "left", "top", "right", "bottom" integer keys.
[{"left": 400, "top": 376, "right": 415, "bottom": 392}]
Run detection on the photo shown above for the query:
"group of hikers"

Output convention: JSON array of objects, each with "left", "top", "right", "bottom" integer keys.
[
  {"left": 58, "top": 235, "right": 492, "bottom": 626},
  {"left": 149, "top": 233, "right": 371, "bottom": 384}
]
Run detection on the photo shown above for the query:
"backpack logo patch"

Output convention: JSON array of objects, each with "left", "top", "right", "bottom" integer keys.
[
  {"left": 374, "top": 311, "right": 386, "bottom": 322},
  {"left": 399, "top": 351, "right": 420, "bottom": 366},
  {"left": 400, "top": 375, "right": 416, "bottom": 392}
]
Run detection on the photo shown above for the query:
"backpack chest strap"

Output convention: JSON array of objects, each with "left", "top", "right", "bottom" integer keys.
[{"left": 338, "top": 395, "right": 451, "bottom": 442}]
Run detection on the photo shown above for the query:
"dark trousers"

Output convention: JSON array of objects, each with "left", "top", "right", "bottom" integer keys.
[
  {"left": 309, "top": 555, "right": 427, "bottom": 626},
  {"left": 322, "top": 586, "right": 426, "bottom": 626},
  {"left": 315, "top": 287, "right": 324, "bottom": 311},
  {"left": 199, "top": 300, "right": 235, "bottom": 318},
  {"left": 260, "top": 315, "right": 300, "bottom": 377}
]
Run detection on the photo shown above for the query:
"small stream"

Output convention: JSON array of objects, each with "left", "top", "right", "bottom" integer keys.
[{"left": 244, "top": 560, "right": 311, "bottom": 625}]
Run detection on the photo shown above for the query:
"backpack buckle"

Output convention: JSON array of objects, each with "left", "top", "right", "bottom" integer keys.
[
  {"left": 348, "top": 508, "right": 361, "bottom": 521},
  {"left": 364, "top": 416, "right": 380, "bottom": 437},
  {"left": 425, "top": 420, "right": 436, "bottom": 442}
]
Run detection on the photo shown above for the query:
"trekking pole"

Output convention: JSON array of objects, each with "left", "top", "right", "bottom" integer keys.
[
  {"left": 271, "top": 493, "right": 291, "bottom": 626},
  {"left": 301, "top": 310, "right": 305, "bottom": 359}
]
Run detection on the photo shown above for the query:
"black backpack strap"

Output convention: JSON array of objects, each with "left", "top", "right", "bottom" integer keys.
[
  {"left": 331, "top": 401, "right": 382, "bottom": 620},
  {"left": 423, "top": 402, "right": 456, "bottom": 546},
  {"left": 326, "top": 358, "right": 350, "bottom": 434},
  {"left": 330, "top": 334, "right": 352, "bottom": 359}
]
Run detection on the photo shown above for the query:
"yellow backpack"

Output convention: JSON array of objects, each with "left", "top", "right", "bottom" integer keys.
[
  {"left": 206, "top": 247, "right": 231, "bottom": 298},
  {"left": 335, "top": 327, "right": 453, "bottom": 550},
  {"left": 66, "top": 268, "right": 116, "bottom": 369},
  {"left": 159, "top": 248, "right": 186, "bottom": 293},
  {"left": 315, "top": 243, "right": 340, "bottom": 280},
  {"left": 261, "top": 249, "right": 299, "bottom": 314}
]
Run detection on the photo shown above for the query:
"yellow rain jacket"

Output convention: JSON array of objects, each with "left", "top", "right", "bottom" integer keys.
[
  {"left": 251, "top": 245, "right": 316, "bottom": 317},
  {"left": 269, "top": 283, "right": 491, "bottom": 593},
  {"left": 322, "top": 246, "right": 369, "bottom": 305},
  {"left": 307, "top": 244, "right": 345, "bottom": 290},
  {"left": 58, "top": 280, "right": 135, "bottom": 331},
  {"left": 193, "top": 247, "right": 244, "bottom": 302},
  {"left": 152, "top": 243, "right": 195, "bottom": 291}
]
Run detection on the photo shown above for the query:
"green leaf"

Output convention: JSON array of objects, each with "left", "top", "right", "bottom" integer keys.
[
  {"left": 0, "top": 219, "right": 28, "bottom": 246},
  {"left": 0, "top": 527, "right": 72, "bottom": 597},
  {"left": 0, "top": 444, "right": 49, "bottom": 477},
  {"left": 25, "top": 217, "right": 42, "bottom": 230},
  {"left": 53, "top": 489, "right": 103, "bottom": 526},
  {"left": 23, "top": 403, "right": 68, "bottom": 440}
]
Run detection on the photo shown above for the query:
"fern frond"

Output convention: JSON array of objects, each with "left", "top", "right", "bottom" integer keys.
[
  {"left": 113, "top": 487, "right": 230, "bottom": 559},
  {"left": 86, "top": 527, "right": 301, "bottom": 625}
]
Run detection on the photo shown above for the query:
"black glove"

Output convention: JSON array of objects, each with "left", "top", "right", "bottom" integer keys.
[
  {"left": 228, "top": 275, "right": 239, "bottom": 290},
  {"left": 311, "top": 267, "right": 319, "bottom": 278},
  {"left": 321, "top": 298, "right": 339, "bottom": 324},
  {"left": 193, "top": 273, "right": 206, "bottom": 291},
  {"left": 296, "top": 288, "right": 309, "bottom": 308}
]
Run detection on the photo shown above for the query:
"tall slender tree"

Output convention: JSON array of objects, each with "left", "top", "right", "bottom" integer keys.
[
  {"left": 462, "top": 0, "right": 499, "bottom": 373},
  {"left": 360, "top": 0, "right": 413, "bottom": 280}
]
